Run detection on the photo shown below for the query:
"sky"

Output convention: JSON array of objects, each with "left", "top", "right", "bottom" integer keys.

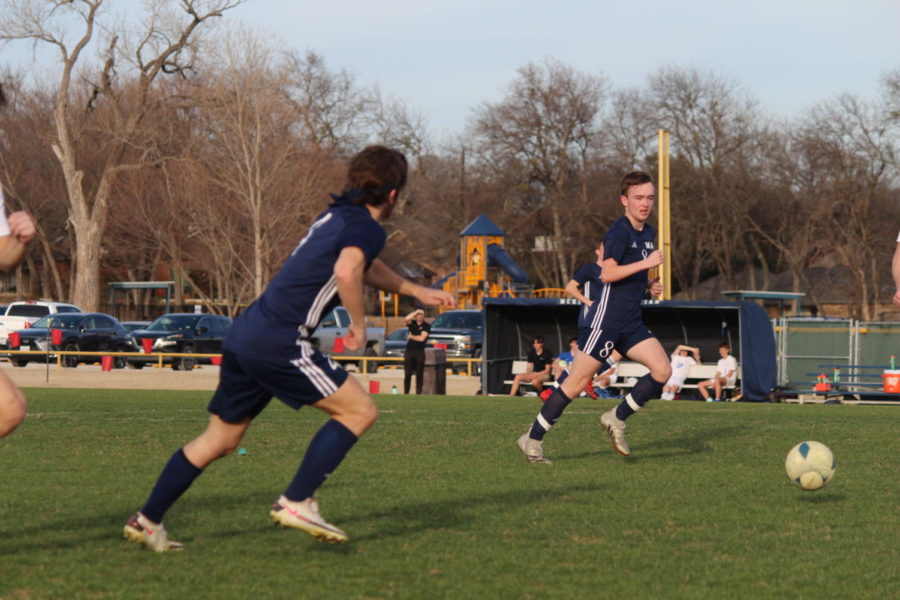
[{"left": 3, "top": 0, "right": 899, "bottom": 138}]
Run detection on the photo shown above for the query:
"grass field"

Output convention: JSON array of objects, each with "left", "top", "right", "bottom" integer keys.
[{"left": 1, "top": 389, "right": 898, "bottom": 600}]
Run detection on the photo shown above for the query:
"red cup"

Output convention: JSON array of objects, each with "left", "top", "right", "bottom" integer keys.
[
  {"left": 211, "top": 355, "right": 222, "bottom": 366},
  {"left": 51, "top": 328, "right": 63, "bottom": 345},
  {"left": 141, "top": 338, "right": 154, "bottom": 354},
  {"left": 332, "top": 337, "right": 344, "bottom": 353},
  {"left": 8, "top": 332, "right": 20, "bottom": 348},
  {"left": 101, "top": 355, "right": 114, "bottom": 371},
  {"left": 368, "top": 380, "right": 381, "bottom": 394}
]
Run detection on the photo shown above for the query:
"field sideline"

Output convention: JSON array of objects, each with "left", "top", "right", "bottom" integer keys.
[{"left": 1, "top": 389, "right": 897, "bottom": 599}]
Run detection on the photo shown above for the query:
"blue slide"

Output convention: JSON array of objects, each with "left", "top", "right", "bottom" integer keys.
[{"left": 487, "top": 243, "right": 529, "bottom": 284}]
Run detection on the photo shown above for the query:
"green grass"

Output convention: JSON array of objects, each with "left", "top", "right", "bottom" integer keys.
[{"left": 1, "top": 390, "right": 898, "bottom": 600}]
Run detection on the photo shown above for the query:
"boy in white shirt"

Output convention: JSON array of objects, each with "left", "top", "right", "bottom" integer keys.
[
  {"left": 661, "top": 344, "right": 700, "bottom": 401},
  {"left": 699, "top": 343, "right": 738, "bottom": 402}
]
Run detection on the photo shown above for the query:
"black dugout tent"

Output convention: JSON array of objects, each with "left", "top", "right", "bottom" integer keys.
[{"left": 481, "top": 298, "right": 777, "bottom": 401}]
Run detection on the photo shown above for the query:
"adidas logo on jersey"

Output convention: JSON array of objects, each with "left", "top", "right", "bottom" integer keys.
[{"left": 631, "top": 242, "right": 638, "bottom": 248}]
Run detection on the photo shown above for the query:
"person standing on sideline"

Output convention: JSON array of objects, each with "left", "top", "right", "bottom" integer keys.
[
  {"left": 403, "top": 308, "right": 430, "bottom": 394},
  {"left": 509, "top": 337, "right": 554, "bottom": 396},
  {"left": 123, "top": 146, "right": 455, "bottom": 551},
  {"left": 661, "top": 345, "right": 700, "bottom": 401},
  {"left": 892, "top": 229, "right": 900, "bottom": 306},
  {"left": 698, "top": 343, "right": 737, "bottom": 402},
  {"left": 517, "top": 171, "right": 671, "bottom": 463},
  {"left": 0, "top": 82, "right": 37, "bottom": 439}
]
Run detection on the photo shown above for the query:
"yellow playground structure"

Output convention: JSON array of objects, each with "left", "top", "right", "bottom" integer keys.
[{"left": 434, "top": 215, "right": 565, "bottom": 310}]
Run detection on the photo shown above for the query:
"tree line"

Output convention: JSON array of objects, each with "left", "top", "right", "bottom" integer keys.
[{"left": 0, "top": 0, "right": 898, "bottom": 320}]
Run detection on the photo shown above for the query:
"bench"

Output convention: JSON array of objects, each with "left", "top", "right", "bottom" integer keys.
[{"left": 612, "top": 362, "right": 740, "bottom": 396}]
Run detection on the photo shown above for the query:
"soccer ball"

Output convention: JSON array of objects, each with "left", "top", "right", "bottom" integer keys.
[{"left": 785, "top": 441, "right": 836, "bottom": 491}]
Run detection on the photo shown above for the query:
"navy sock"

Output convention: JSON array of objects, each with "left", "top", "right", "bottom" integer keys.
[
  {"left": 141, "top": 448, "right": 203, "bottom": 524},
  {"left": 284, "top": 419, "right": 358, "bottom": 502},
  {"left": 615, "top": 373, "right": 665, "bottom": 421},
  {"left": 529, "top": 387, "right": 572, "bottom": 441}
]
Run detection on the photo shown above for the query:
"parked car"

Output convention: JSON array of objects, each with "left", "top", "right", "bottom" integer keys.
[
  {"left": 311, "top": 307, "right": 385, "bottom": 373},
  {"left": 128, "top": 313, "right": 232, "bottom": 371},
  {"left": 121, "top": 320, "right": 152, "bottom": 333},
  {"left": 0, "top": 301, "right": 82, "bottom": 348},
  {"left": 381, "top": 328, "right": 408, "bottom": 365},
  {"left": 11, "top": 312, "right": 138, "bottom": 368},
  {"left": 426, "top": 309, "right": 483, "bottom": 374}
]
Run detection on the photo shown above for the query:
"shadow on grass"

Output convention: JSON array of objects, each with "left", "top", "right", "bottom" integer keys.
[
  {"left": 340, "top": 482, "right": 609, "bottom": 543},
  {"left": 0, "top": 482, "right": 609, "bottom": 555},
  {"left": 556, "top": 424, "right": 748, "bottom": 462}
]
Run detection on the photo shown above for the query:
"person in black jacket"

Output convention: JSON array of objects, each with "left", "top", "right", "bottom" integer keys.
[{"left": 403, "top": 308, "right": 431, "bottom": 394}]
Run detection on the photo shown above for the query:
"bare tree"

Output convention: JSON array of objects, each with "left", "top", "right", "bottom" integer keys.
[
  {"left": 0, "top": 0, "right": 241, "bottom": 310},
  {"left": 470, "top": 59, "right": 608, "bottom": 287}
]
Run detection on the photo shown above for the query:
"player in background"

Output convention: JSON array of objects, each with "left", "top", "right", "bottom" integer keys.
[
  {"left": 660, "top": 345, "right": 700, "bottom": 401},
  {"left": 123, "top": 146, "right": 455, "bottom": 551},
  {"left": 518, "top": 171, "right": 671, "bottom": 462},
  {"left": 0, "top": 82, "right": 37, "bottom": 439},
  {"left": 698, "top": 343, "right": 737, "bottom": 402}
]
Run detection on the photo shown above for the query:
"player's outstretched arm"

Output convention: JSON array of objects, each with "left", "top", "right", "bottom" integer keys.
[
  {"left": 365, "top": 259, "right": 456, "bottom": 308},
  {"left": 564, "top": 279, "right": 590, "bottom": 305}
]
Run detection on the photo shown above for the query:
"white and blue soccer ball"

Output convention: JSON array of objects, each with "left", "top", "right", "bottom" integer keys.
[{"left": 785, "top": 441, "right": 836, "bottom": 491}]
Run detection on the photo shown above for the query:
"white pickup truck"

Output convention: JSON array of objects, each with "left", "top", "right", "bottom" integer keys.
[
  {"left": 312, "top": 306, "right": 385, "bottom": 373},
  {"left": 0, "top": 300, "right": 82, "bottom": 348}
]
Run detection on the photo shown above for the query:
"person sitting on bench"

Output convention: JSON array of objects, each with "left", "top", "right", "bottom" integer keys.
[
  {"left": 699, "top": 343, "right": 737, "bottom": 402},
  {"left": 509, "top": 337, "right": 553, "bottom": 396}
]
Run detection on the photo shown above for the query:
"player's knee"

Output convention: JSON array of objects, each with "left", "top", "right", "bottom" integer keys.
[
  {"left": 0, "top": 394, "right": 26, "bottom": 438},
  {"left": 0, "top": 408, "right": 25, "bottom": 438},
  {"left": 653, "top": 364, "right": 672, "bottom": 384}
]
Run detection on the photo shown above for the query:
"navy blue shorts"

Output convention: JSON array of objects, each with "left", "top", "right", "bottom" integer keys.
[
  {"left": 578, "top": 321, "right": 655, "bottom": 362},
  {"left": 208, "top": 345, "right": 349, "bottom": 423}
]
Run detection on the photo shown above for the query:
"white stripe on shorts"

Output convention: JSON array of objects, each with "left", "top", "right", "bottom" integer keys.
[
  {"left": 585, "top": 284, "right": 612, "bottom": 354},
  {"left": 291, "top": 340, "right": 339, "bottom": 397}
]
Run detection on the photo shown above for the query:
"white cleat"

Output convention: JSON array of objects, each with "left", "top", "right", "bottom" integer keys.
[
  {"left": 123, "top": 512, "right": 184, "bottom": 552},
  {"left": 517, "top": 433, "right": 553, "bottom": 464},
  {"left": 600, "top": 410, "right": 631, "bottom": 456},
  {"left": 270, "top": 495, "right": 348, "bottom": 543}
]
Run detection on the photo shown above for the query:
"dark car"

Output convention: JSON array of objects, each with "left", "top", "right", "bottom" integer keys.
[
  {"left": 12, "top": 312, "right": 138, "bottom": 368},
  {"left": 128, "top": 313, "right": 232, "bottom": 371},
  {"left": 381, "top": 328, "right": 408, "bottom": 365},
  {"left": 121, "top": 320, "right": 152, "bottom": 333},
  {"left": 427, "top": 309, "right": 483, "bottom": 374}
]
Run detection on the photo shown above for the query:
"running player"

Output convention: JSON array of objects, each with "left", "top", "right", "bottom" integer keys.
[
  {"left": 0, "top": 82, "right": 37, "bottom": 439},
  {"left": 123, "top": 146, "right": 455, "bottom": 551},
  {"left": 517, "top": 171, "right": 671, "bottom": 462}
]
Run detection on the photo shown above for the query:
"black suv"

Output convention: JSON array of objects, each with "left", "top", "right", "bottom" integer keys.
[
  {"left": 12, "top": 312, "right": 138, "bottom": 368},
  {"left": 128, "top": 313, "right": 232, "bottom": 371},
  {"left": 426, "top": 309, "right": 483, "bottom": 374}
]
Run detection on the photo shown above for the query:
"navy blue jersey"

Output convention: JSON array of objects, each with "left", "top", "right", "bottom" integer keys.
[
  {"left": 571, "top": 262, "right": 602, "bottom": 328},
  {"left": 225, "top": 197, "right": 386, "bottom": 360},
  {"left": 586, "top": 215, "right": 656, "bottom": 329}
]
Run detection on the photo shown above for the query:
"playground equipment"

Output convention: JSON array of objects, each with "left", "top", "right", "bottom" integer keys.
[{"left": 436, "top": 215, "right": 532, "bottom": 310}]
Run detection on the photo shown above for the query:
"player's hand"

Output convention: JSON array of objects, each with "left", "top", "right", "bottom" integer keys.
[
  {"left": 344, "top": 323, "right": 366, "bottom": 352},
  {"left": 415, "top": 287, "right": 456, "bottom": 308},
  {"left": 644, "top": 250, "right": 664, "bottom": 268},
  {"left": 649, "top": 277, "right": 663, "bottom": 298},
  {"left": 8, "top": 212, "right": 35, "bottom": 244}
]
